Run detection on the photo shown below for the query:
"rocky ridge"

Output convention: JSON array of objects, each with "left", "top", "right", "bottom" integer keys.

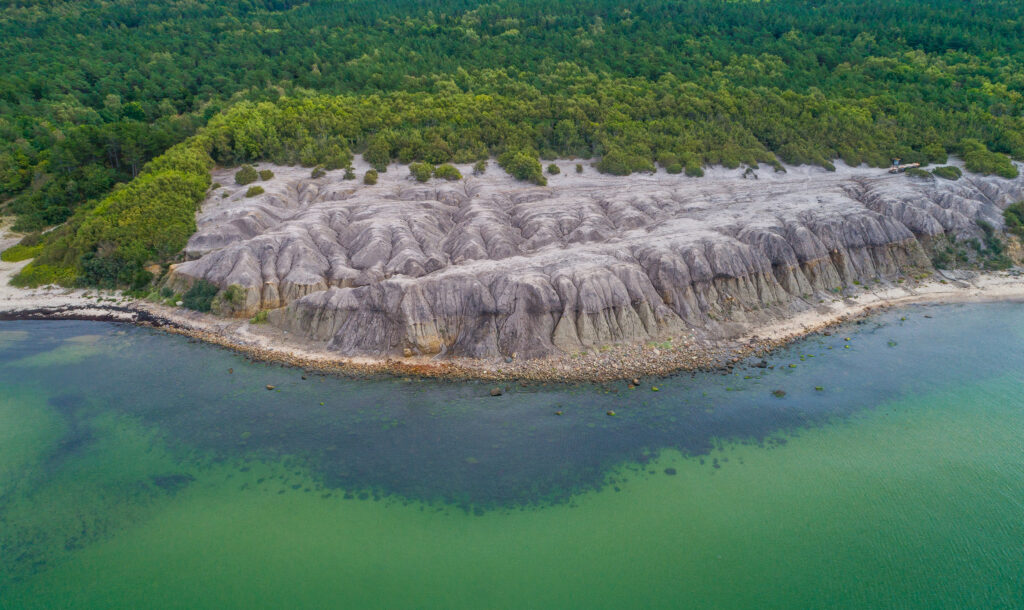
[{"left": 167, "top": 160, "right": 1024, "bottom": 360}]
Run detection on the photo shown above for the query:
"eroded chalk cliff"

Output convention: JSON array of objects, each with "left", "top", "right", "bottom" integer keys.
[{"left": 167, "top": 160, "right": 1024, "bottom": 359}]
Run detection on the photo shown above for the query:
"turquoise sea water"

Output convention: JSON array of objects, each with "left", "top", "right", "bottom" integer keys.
[{"left": 0, "top": 303, "right": 1022, "bottom": 608}]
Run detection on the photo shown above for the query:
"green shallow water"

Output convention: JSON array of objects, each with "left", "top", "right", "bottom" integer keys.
[{"left": 1, "top": 303, "right": 1023, "bottom": 608}]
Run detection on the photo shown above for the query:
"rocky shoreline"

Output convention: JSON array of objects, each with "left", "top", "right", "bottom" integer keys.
[{"left": 2, "top": 270, "right": 1023, "bottom": 382}]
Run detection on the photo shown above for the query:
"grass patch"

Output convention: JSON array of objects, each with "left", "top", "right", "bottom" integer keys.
[{"left": 0, "top": 243, "right": 43, "bottom": 262}]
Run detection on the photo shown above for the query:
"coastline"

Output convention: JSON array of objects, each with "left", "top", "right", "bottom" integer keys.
[{"left": 3, "top": 225, "right": 1023, "bottom": 381}]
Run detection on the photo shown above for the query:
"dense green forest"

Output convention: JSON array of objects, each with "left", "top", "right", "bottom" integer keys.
[{"left": 2, "top": 0, "right": 1023, "bottom": 286}]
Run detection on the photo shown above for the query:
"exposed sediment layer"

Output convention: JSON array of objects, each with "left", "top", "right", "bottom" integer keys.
[{"left": 167, "top": 160, "right": 1024, "bottom": 360}]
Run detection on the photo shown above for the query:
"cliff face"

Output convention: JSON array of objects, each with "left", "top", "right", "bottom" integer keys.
[{"left": 168, "top": 161, "right": 1024, "bottom": 359}]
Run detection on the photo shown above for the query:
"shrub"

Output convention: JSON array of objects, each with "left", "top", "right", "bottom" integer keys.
[
  {"left": 498, "top": 150, "right": 546, "bottom": 185},
  {"left": 245, "top": 185, "right": 264, "bottom": 197},
  {"left": 343, "top": 166, "right": 356, "bottom": 180},
  {"left": 18, "top": 232, "right": 42, "bottom": 247},
  {"left": 576, "top": 163, "right": 583, "bottom": 174},
  {"left": 904, "top": 167, "right": 932, "bottom": 179},
  {"left": 596, "top": 149, "right": 655, "bottom": 175},
  {"left": 181, "top": 279, "right": 220, "bottom": 312},
  {"left": 473, "top": 160, "right": 487, "bottom": 175},
  {"left": 234, "top": 164, "right": 258, "bottom": 185},
  {"left": 10, "top": 263, "right": 76, "bottom": 287},
  {"left": 258, "top": 169, "right": 274, "bottom": 180},
  {"left": 931, "top": 166, "right": 962, "bottom": 180},
  {"left": 210, "top": 182, "right": 222, "bottom": 191},
  {"left": 1004, "top": 201, "right": 1024, "bottom": 237},
  {"left": 364, "top": 137, "right": 391, "bottom": 171},
  {"left": 665, "top": 162, "right": 683, "bottom": 174},
  {"left": 685, "top": 164, "right": 704, "bottom": 177},
  {"left": 211, "top": 283, "right": 247, "bottom": 315},
  {"left": 0, "top": 243, "right": 43, "bottom": 262},
  {"left": 364, "top": 169, "right": 378, "bottom": 185},
  {"left": 922, "top": 143, "right": 948, "bottom": 164},
  {"left": 322, "top": 144, "right": 354, "bottom": 170},
  {"left": 657, "top": 151, "right": 680, "bottom": 169},
  {"left": 409, "top": 162, "right": 434, "bottom": 182},
  {"left": 961, "top": 139, "right": 1019, "bottom": 179},
  {"left": 547, "top": 163, "right": 560, "bottom": 175},
  {"left": 311, "top": 165, "right": 326, "bottom": 179},
  {"left": 434, "top": 163, "right": 462, "bottom": 180},
  {"left": 250, "top": 309, "right": 269, "bottom": 324}
]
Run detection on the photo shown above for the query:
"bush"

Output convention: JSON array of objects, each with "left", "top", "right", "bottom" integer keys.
[
  {"left": 0, "top": 243, "right": 43, "bottom": 262},
  {"left": 364, "top": 137, "right": 391, "bottom": 171},
  {"left": 250, "top": 309, "right": 269, "bottom": 324},
  {"left": 1005, "top": 201, "right": 1024, "bottom": 237},
  {"left": 210, "top": 182, "right": 222, "bottom": 191},
  {"left": 245, "top": 185, "right": 264, "bottom": 197},
  {"left": 473, "top": 160, "right": 487, "bottom": 175},
  {"left": 311, "top": 165, "right": 326, "bottom": 179},
  {"left": 904, "top": 167, "right": 932, "bottom": 179},
  {"left": 234, "top": 164, "right": 258, "bottom": 185},
  {"left": 665, "top": 162, "right": 683, "bottom": 174},
  {"left": 932, "top": 166, "right": 962, "bottom": 180},
  {"left": 685, "top": 164, "right": 704, "bottom": 177},
  {"left": 434, "top": 163, "right": 462, "bottom": 180},
  {"left": 181, "top": 279, "right": 220, "bottom": 312},
  {"left": 343, "top": 166, "right": 356, "bottom": 180},
  {"left": 10, "top": 263, "right": 77, "bottom": 287},
  {"left": 576, "top": 163, "right": 583, "bottom": 174},
  {"left": 922, "top": 143, "right": 948, "bottom": 164},
  {"left": 364, "top": 169, "right": 378, "bottom": 185},
  {"left": 596, "top": 149, "right": 655, "bottom": 175},
  {"left": 409, "top": 162, "right": 434, "bottom": 182},
  {"left": 547, "top": 163, "right": 560, "bottom": 175},
  {"left": 322, "top": 144, "right": 354, "bottom": 170},
  {"left": 961, "top": 139, "right": 1019, "bottom": 179},
  {"left": 498, "top": 150, "right": 546, "bottom": 185},
  {"left": 258, "top": 169, "right": 274, "bottom": 180},
  {"left": 211, "top": 283, "right": 246, "bottom": 315}
]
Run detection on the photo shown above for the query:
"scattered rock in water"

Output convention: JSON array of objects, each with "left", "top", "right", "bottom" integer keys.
[
  {"left": 555, "top": 410, "right": 563, "bottom": 416},
  {"left": 772, "top": 389, "right": 786, "bottom": 398},
  {"left": 607, "top": 410, "right": 616, "bottom": 416},
  {"left": 265, "top": 385, "right": 275, "bottom": 390},
  {"left": 754, "top": 360, "right": 768, "bottom": 368},
  {"left": 632, "top": 378, "right": 641, "bottom": 386},
  {"left": 228, "top": 368, "right": 233, "bottom": 374},
  {"left": 664, "top": 468, "right": 677, "bottom": 476},
  {"left": 301, "top": 375, "right": 307, "bottom": 380},
  {"left": 651, "top": 386, "right": 659, "bottom": 391},
  {"left": 815, "top": 386, "right": 824, "bottom": 391},
  {"left": 489, "top": 387, "right": 503, "bottom": 396}
]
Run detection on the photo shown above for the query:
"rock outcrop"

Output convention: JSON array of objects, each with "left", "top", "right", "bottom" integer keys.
[{"left": 167, "top": 161, "right": 1024, "bottom": 359}]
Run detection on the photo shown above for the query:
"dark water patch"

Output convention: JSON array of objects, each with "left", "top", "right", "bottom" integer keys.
[
  {"left": 150, "top": 473, "right": 195, "bottom": 494},
  {"left": 1, "top": 302, "right": 1022, "bottom": 514}
]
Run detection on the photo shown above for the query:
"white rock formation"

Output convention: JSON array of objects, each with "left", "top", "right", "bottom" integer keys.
[{"left": 168, "top": 159, "right": 1024, "bottom": 358}]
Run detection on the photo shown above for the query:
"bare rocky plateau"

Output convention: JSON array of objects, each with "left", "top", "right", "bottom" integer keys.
[{"left": 166, "top": 159, "right": 1024, "bottom": 363}]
